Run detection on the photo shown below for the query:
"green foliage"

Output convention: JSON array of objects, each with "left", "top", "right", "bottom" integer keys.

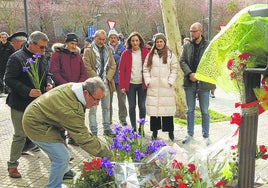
[{"left": 174, "top": 109, "right": 230, "bottom": 126}]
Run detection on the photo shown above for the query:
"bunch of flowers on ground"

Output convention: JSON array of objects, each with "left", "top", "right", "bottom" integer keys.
[
  {"left": 110, "top": 124, "right": 166, "bottom": 162},
  {"left": 162, "top": 159, "right": 205, "bottom": 188},
  {"left": 72, "top": 157, "right": 114, "bottom": 188},
  {"left": 217, "top": 144, "right": 268, "bottom": 187}
]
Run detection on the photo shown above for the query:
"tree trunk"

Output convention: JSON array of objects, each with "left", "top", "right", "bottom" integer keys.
[{"left": 160, "top": 0, "right": 186, "bottom": 118}]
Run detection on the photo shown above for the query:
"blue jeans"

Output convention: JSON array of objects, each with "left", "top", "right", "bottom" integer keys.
[
  {"left": 126, "top": 83, "right": 147, "bottom": 130},
  {"left": 89, "top": 84, "right": 110, "bottom": 134},
  {"left": 184, "top": 83, "right": 210, "bottom": 138},
  {"left": 31, "top": 140, "right": 70, "bottom": 188}
]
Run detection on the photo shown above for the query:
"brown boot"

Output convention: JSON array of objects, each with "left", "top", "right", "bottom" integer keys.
[{"left": 8, "top": 167, "right": 21, "bottom": 178}]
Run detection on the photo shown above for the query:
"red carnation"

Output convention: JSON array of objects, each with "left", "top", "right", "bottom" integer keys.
[
  {"left": 175, "top": 173, "right": 183, "bottom": 181},
  {"left": 84, "top": 161, "right": 92, "bottom": 171},
  {"left": 262, "top": 154, "right": 268, "bottom": 160},
  {"left": 227, "top": 59, "right": 235, "bottom": 70},
  {"left": 187, "top": 163, "right": 196, "bottom": 173},
  {"left": 259, "top": 145, "right": 267, "bottom": 153},
  {"left": 230, "top": 72, "right": 236, "bottom": 80},
  {"left": 215, "top": 181, "right": 226, "bottom": 187},
  {"left": 172, "top": 159, "right": 184, "bottom": 169},
  {"left": 239, "top": 52, "right": 250, "bottom": 60},
  {"left": 178, "top": 182, "right": 188, "bottom": 188},
  {"left": 231, "top": 145, "right": 237, "bottom": 150}
]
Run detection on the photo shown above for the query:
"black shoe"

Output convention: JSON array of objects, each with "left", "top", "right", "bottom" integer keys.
[
  {"left": 63, "top": 170, "right": 74, "bottom": 180},
  {"left": 31, "top": 146, "right": 40, "bottom": 152},
  {"left": 22, "top": 142, "right": 36, "bottom": 152},
  {"left": 121, "top": 121, "right": 128, "bottom": 126},
  {"left": 169, "top": 132, "right": 174, "bottom": 142},
  {"left": 68, "top": 138, "right": 79, "bottom": 146},
  {"left": 151, "top": 131, "right": 158, "bottom": 140},
  {"left": 151, "top": 135, "right": 157, "bottom": 140}
]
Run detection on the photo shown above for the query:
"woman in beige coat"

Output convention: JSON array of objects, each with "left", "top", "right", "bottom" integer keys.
[{"left": 143, "top": 33, "right": 178, "bottom": 141}]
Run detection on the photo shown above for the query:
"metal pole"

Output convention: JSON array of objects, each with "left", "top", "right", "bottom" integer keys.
[
  {"left": 23, "top": 0, "right": 29, "bottom": 34},
  {"left": 208, "top": 0, "right": 212, "bottom": 41},
  {"left": 238, "top": 72, "right": 260, "bottom": 188}
]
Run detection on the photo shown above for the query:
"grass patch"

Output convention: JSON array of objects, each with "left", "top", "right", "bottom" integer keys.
[{"left": 174, "top": 109, "right": 230, "bottom": 126}]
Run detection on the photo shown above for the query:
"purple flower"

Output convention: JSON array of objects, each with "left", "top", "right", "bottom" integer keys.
[
  {"left": 33, "top": 53, "right": 41, "bottom": 58},
  {"left": 26, "top": 58, "right": 35, "bottom": 64},
  {"left": 123, "top": 143, "right": 131, "bottom": 152},
  {"left": 110, "top": 137, "right": 123, "bottom": 150},
  {"left": 145, "top": 140, "right": 166, "bottom": 155},
  {"left": 137, "top": 118, "right": 146, "bottom": 124},
  {"left": 134, "top": 149, "right": 145, "bottom": 161},
  {"left": 101, "top": 157, "right": 114, "bottom": 176},
  {"left": 22, "top": 66, "right": 29, "bottom": 72}
]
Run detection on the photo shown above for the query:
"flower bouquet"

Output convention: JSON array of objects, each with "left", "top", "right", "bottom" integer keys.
[
  {"left": 71, "top": 157, "right": 114, "bottom": 188},
  {"left": 195, "top": 4, "right": 268, "bottom": 94},
  {"left": 109, "top": 124, "right": 166, "bottom": 187},
  {"left": 22, "top": 53, "right": 45, "bottom": 89}
]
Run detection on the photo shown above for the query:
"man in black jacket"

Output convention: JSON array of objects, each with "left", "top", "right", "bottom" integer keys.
[
  {"left": 0, "top": 32, "right": 15, "bottom": 94},
  {"left": 180, "top": 22, "right": 215, "bottom": 146},
  {"left": 4, "top": 31, "right": 54, "bottom": 178}
]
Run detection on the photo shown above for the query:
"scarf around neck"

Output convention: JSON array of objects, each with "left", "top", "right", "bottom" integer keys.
[{"left": 92, "top": 42, "right": 109, "bottom": 80}]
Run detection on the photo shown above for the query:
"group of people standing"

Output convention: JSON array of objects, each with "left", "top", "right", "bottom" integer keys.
[{"left": 1, "top": 21, "right": 214, "bottom": 188}]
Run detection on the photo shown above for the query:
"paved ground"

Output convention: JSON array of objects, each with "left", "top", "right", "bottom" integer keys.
[{"left": 0, "top": 87, "right": 268, "bottom": 187}]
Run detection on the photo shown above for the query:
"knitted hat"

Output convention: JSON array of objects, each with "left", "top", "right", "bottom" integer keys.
[
  {"left": 108, "top": 29, "right": 119, "bottom": 38},
  {"left": 65, "top": 33, "right": 78, "bottom": 43},
  {"left": 153, "top": 33, "right": 167, "bottom": 43},
  {"left": 84, "top": 37, "right": 92, "bottom": 43}
]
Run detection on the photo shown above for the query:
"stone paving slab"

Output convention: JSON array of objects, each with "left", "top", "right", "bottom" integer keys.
[{"left": 0, "top": 87, "right": 268, "bottom": 187}]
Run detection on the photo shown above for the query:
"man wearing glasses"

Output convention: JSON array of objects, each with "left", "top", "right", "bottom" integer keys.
[
  {"left": 180, "top": 22, "right": 215, "bottom": 146},
  {"left": 22, "top": 77, "right": 112, "bottom": 188},
  {"left": 4, "top": 31, "right": 54, "bottom": 178},
  {"left": 83, "top": 29, "right": 116, "bottom": 136}
]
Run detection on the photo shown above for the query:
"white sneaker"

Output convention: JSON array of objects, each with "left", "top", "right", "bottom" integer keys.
[
  {"left": 182, "top": 135, "right": 193, "bottom": 144},
  {"left": 203, "top": 137, "right": 211, "bottom": 146},
  {"left": 61, "top": 184, "right": 69, "bottom": 188}
]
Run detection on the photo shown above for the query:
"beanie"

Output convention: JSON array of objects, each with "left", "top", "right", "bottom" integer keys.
[
  {"left": 153, "top": 33, "right": 167, "bottom": 43},
  {"left": 84, "top": 37, "right": 92, "bottom": 43},
  {"left": 108, "top": 29, "right": 119, "bottom": 38},
  {"left": 65, "top": 33, "right": 78, "bottom": 43}
]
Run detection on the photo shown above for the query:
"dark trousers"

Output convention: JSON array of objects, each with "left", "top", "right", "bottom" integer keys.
[
  {"left": 126, "top": 83, "right": 147, "bottom": 131},
  {"left": 150, "top": 116, "right": 174, "bottom": 132}
]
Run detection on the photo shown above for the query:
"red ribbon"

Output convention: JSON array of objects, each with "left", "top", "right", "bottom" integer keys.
[
  {"left": 230, "top": 77, "right": 268, "bottom": 137},
  {"left": 235, "top": 100, "right": 259, "bottom": 108},
  {"left": 230, "top": 113, "right": 242, "bottom": 137},
  {"left": 231, "top": 103, "right": 265, "bottom": 137}
]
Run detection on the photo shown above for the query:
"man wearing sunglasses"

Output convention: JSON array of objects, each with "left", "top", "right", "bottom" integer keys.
[
  {"left": 4, "top": 31, "right": 54, "bottom": 178},
  {"left": 22, "top": 77, "right": 112, "bottom": 188}
]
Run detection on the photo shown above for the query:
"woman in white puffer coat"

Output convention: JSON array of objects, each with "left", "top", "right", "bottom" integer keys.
[{"left": 143, "top": 33, "right": 178, "bottom": 141}]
